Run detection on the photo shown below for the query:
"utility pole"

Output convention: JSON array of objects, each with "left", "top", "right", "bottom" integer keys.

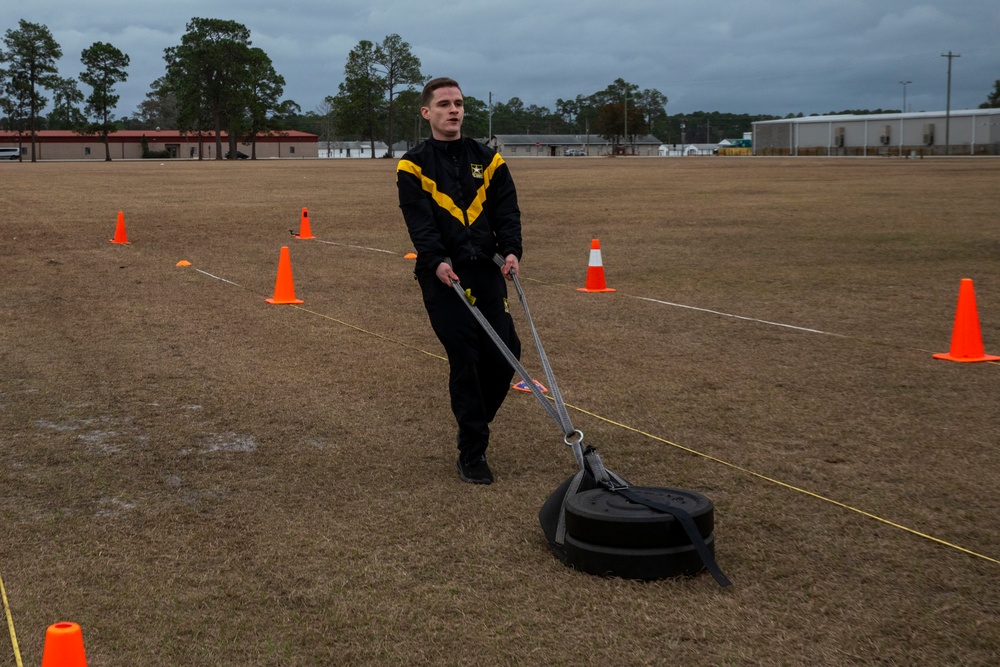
[
  {"left": 941, "top": 51, "right": 960, "bottom": 154},
  {"left": 899, "top": 80, "right": 912, "bottom": 157},
  {"left": 623, "top": 91, "right": 628, "bottom": 155},
  {"left": 488, "top": 91, "right": 493, "bottom": 145}
]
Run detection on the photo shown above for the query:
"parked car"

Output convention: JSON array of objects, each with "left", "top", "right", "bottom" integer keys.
[
  {"left": 0, "top": 147, "right": 20, "bottom": 160},
  {"left": 565, "top": 148, "right": 585, "bottom": 156},
  {"left": 226, "top": 150, "right": 250, "bottom": 159}
]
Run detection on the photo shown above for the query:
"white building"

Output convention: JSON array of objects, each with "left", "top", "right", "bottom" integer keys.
[
  {"left": 752, "top": 109, "right": 1000, "bottom": 156},
  {"left": 491, "top": 134, "right": 663, "bottom": 157},
  {"left": 319, "top": 141, "right": 390, "bottom": 158},
  {"left": 658, "top": 144, "right": 718, "bottom": 156}
]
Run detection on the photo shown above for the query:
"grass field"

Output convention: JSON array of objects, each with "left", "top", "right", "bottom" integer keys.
[{"left": 1, "top": 156, "right": 998, "bottom": 665}]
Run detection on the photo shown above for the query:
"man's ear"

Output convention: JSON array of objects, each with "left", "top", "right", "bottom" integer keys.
[{"left": 420, "top": 107, "right": 431, "bottom": 120}]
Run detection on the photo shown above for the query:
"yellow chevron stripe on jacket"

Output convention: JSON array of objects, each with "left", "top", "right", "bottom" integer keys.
[{"left": 397, "top": 152, "right": 506, "bottom": 226}]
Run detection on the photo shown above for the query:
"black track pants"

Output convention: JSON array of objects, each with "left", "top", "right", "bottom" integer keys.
[{"left": 417, "top": 261, "right": 520, "bottom": 461}]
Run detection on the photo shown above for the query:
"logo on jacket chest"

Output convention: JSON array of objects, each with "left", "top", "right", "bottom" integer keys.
[{"left": 471, "top": 164, "right": 484, "bottom": 179}]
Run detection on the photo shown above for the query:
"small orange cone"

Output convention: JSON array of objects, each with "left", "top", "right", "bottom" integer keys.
[
  {"left": 513, "top": 379, "right": 548, "bottom": 394},
  {"left": 933, "top": 278, "right": 999, "bottom": 362},
  {"left": 404, "top": 252, "right": 417, "bottom": 259},
  {"left": 41, "top": 622, "right": 88, "bottom": 667},
  {"left": 293, "top": 207, "right": 315, "bottom": 239},
  {"left": 576, "top": 239, "right": 616, "bottom": 293},
  {"left": 110, "top": 211, "right": 129, "bottom": 244},
  {"left": 265, "top": 246, "right": 304, "bottom": 304}
]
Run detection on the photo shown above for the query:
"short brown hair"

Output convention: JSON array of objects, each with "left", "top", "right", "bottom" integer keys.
[{"left": 421, "top": 77, "right": 462, "bottom": 108}]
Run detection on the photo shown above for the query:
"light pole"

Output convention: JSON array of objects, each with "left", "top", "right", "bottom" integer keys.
[{"left": 899, "top": 80, "right": 911, "bottom": 113}]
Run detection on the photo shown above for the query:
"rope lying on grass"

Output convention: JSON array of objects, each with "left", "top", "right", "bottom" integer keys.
[
  {"left": 568, "top": 404, "right": 1000, "bottom": 565},
  {"left": 193, "top": 268, "right": 447, "bottom": 362},
  {"left": 1, "top": 569, "right": 24, "bottom": 667},
  {"left": 186, "top": 254, "right": 999, "bottom": 566}
]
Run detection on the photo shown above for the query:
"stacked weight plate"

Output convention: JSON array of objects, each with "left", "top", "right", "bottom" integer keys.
[{"left": 561, "top": 486, "right": 716, "bottom": 580}]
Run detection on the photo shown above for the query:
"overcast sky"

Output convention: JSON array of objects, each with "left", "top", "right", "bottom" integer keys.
[{"left": 10, "top": 1, "right": 1000, "bottom": 120}]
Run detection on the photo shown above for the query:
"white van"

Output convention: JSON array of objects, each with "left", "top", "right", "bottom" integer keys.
[{"left": 0, "top": 147, "right": 20, "bottom": 160}]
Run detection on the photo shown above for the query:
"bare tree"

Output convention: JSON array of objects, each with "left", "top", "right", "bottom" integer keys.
[{"left": 374, "top": 34, "right": 423, "bottom": 158}]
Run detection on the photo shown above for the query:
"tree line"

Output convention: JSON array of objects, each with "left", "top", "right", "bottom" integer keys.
[
  {"left": 1, "top": 18, "right": 293, "bottom": 161},
  {"left": 5, "top": 17, "right": 999, "bottom": 162},
  {"left": 1, "top": 20, "right": 129, "bottom": 161},
  {"left": 0, "top": 18, "right": 771, "bottom": 162}
]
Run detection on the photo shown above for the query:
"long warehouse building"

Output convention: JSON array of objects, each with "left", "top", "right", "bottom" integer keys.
[{"left": 753, "top": 109, "right": 1000, "bottom": 157}]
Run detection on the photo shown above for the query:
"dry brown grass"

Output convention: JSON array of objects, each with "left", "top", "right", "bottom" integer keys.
[{"left": 1, "top": 156, "right": 998, "bottom": 666}]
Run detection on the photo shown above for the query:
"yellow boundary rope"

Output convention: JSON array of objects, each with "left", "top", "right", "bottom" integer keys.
[
  {"left": 566, "top": 403, "right": 999, "bottom": 564},
  {"left": 0, "top": 569, "right": 24, "bottom": 667},
  {"left": 188, "top": 253, "right": 999, "bottom": 566}
]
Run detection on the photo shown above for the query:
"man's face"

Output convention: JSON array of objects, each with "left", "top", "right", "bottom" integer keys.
[{"left": 422, "top": 86, "right": 464, "bottom": 140}]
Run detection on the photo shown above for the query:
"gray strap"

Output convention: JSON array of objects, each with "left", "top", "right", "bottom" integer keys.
[
  {"left": 448, "top": 257, "right": 584, "bottom": 463},
  {"left": 449, "top": 278, "right": 567, "bottom": 430},
  {"left": 584, "top": 447, "right": 629, "bottom": 490},
  {"left": 493, "top": 255, "right": 576, "bottom": 438},
  {"left": 554, "top": 449, "right": 629, "bottom": 547},
  {"left": 489, "top": 256, "right": 588, "bottom": 470},
  {"left": 554, "top": 470, "right": 586, "bottom": 545}
]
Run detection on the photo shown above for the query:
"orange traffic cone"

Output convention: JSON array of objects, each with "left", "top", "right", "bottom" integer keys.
[
  {"left": 41, "top": 622, "right": 88, "bottom": 667},
  {"left": 265, "top": 246, "right": 304, "bottom": 304},
  {"left": 293, "top": 207, "right": 315, "bottom": 239},
  {"left": 576, "top": 239, "right": 616, "bottom": 293},
  {"left": 933, "top": 278, "right": 999, "bottom": 362},
  {"left": 109, "top": 211, "right": 129, "bottom": 244}
]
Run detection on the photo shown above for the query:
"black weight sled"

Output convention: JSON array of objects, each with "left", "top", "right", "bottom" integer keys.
[
  {"left": 538, "top": 446, "right": 728, "bottom": 585},
  {"left": 451, "top": 256, "right": 731, "bottom": 587}
]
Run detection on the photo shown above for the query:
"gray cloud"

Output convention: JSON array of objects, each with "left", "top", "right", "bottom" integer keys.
[{"left": 12, "top": 1, "right": 999, "bottom": 119}]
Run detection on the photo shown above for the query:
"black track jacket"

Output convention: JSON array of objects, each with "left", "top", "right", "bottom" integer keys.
[{"left": 397, "top": 137, "right": 522, "bottom": 273}]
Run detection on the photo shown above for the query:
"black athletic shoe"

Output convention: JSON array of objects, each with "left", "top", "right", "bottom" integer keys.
[{"left": 456, "top": 455, "right": 494, "bottom": 485}]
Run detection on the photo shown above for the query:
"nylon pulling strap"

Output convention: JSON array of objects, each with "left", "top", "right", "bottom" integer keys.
[
  {"left": 449, "top": 255, "right": 586, "bottom": 469},
  {"left": 613, "top": 487, "right": 733, "bottom": 587}
]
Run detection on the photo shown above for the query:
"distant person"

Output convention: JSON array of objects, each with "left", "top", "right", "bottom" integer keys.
[{"left": 396, "top": 77, "right": 523, "bottom": 485}]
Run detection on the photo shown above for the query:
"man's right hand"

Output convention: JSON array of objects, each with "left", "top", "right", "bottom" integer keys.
[{"left": 436, "top": 261, "right": 460, "bottom": 285}]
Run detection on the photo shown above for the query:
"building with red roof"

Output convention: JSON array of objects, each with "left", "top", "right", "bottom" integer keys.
[{"left": 0, "top": 129, "right": 318, "bottom": 160}]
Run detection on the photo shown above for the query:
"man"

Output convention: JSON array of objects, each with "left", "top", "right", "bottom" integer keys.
[{"left": 396, "top": 77, "right": 522, "bottom": 485}]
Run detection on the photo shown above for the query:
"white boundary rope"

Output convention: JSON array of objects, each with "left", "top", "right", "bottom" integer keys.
[{"left": 634, "top": 296, "right": 847, "bottom": 336}]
